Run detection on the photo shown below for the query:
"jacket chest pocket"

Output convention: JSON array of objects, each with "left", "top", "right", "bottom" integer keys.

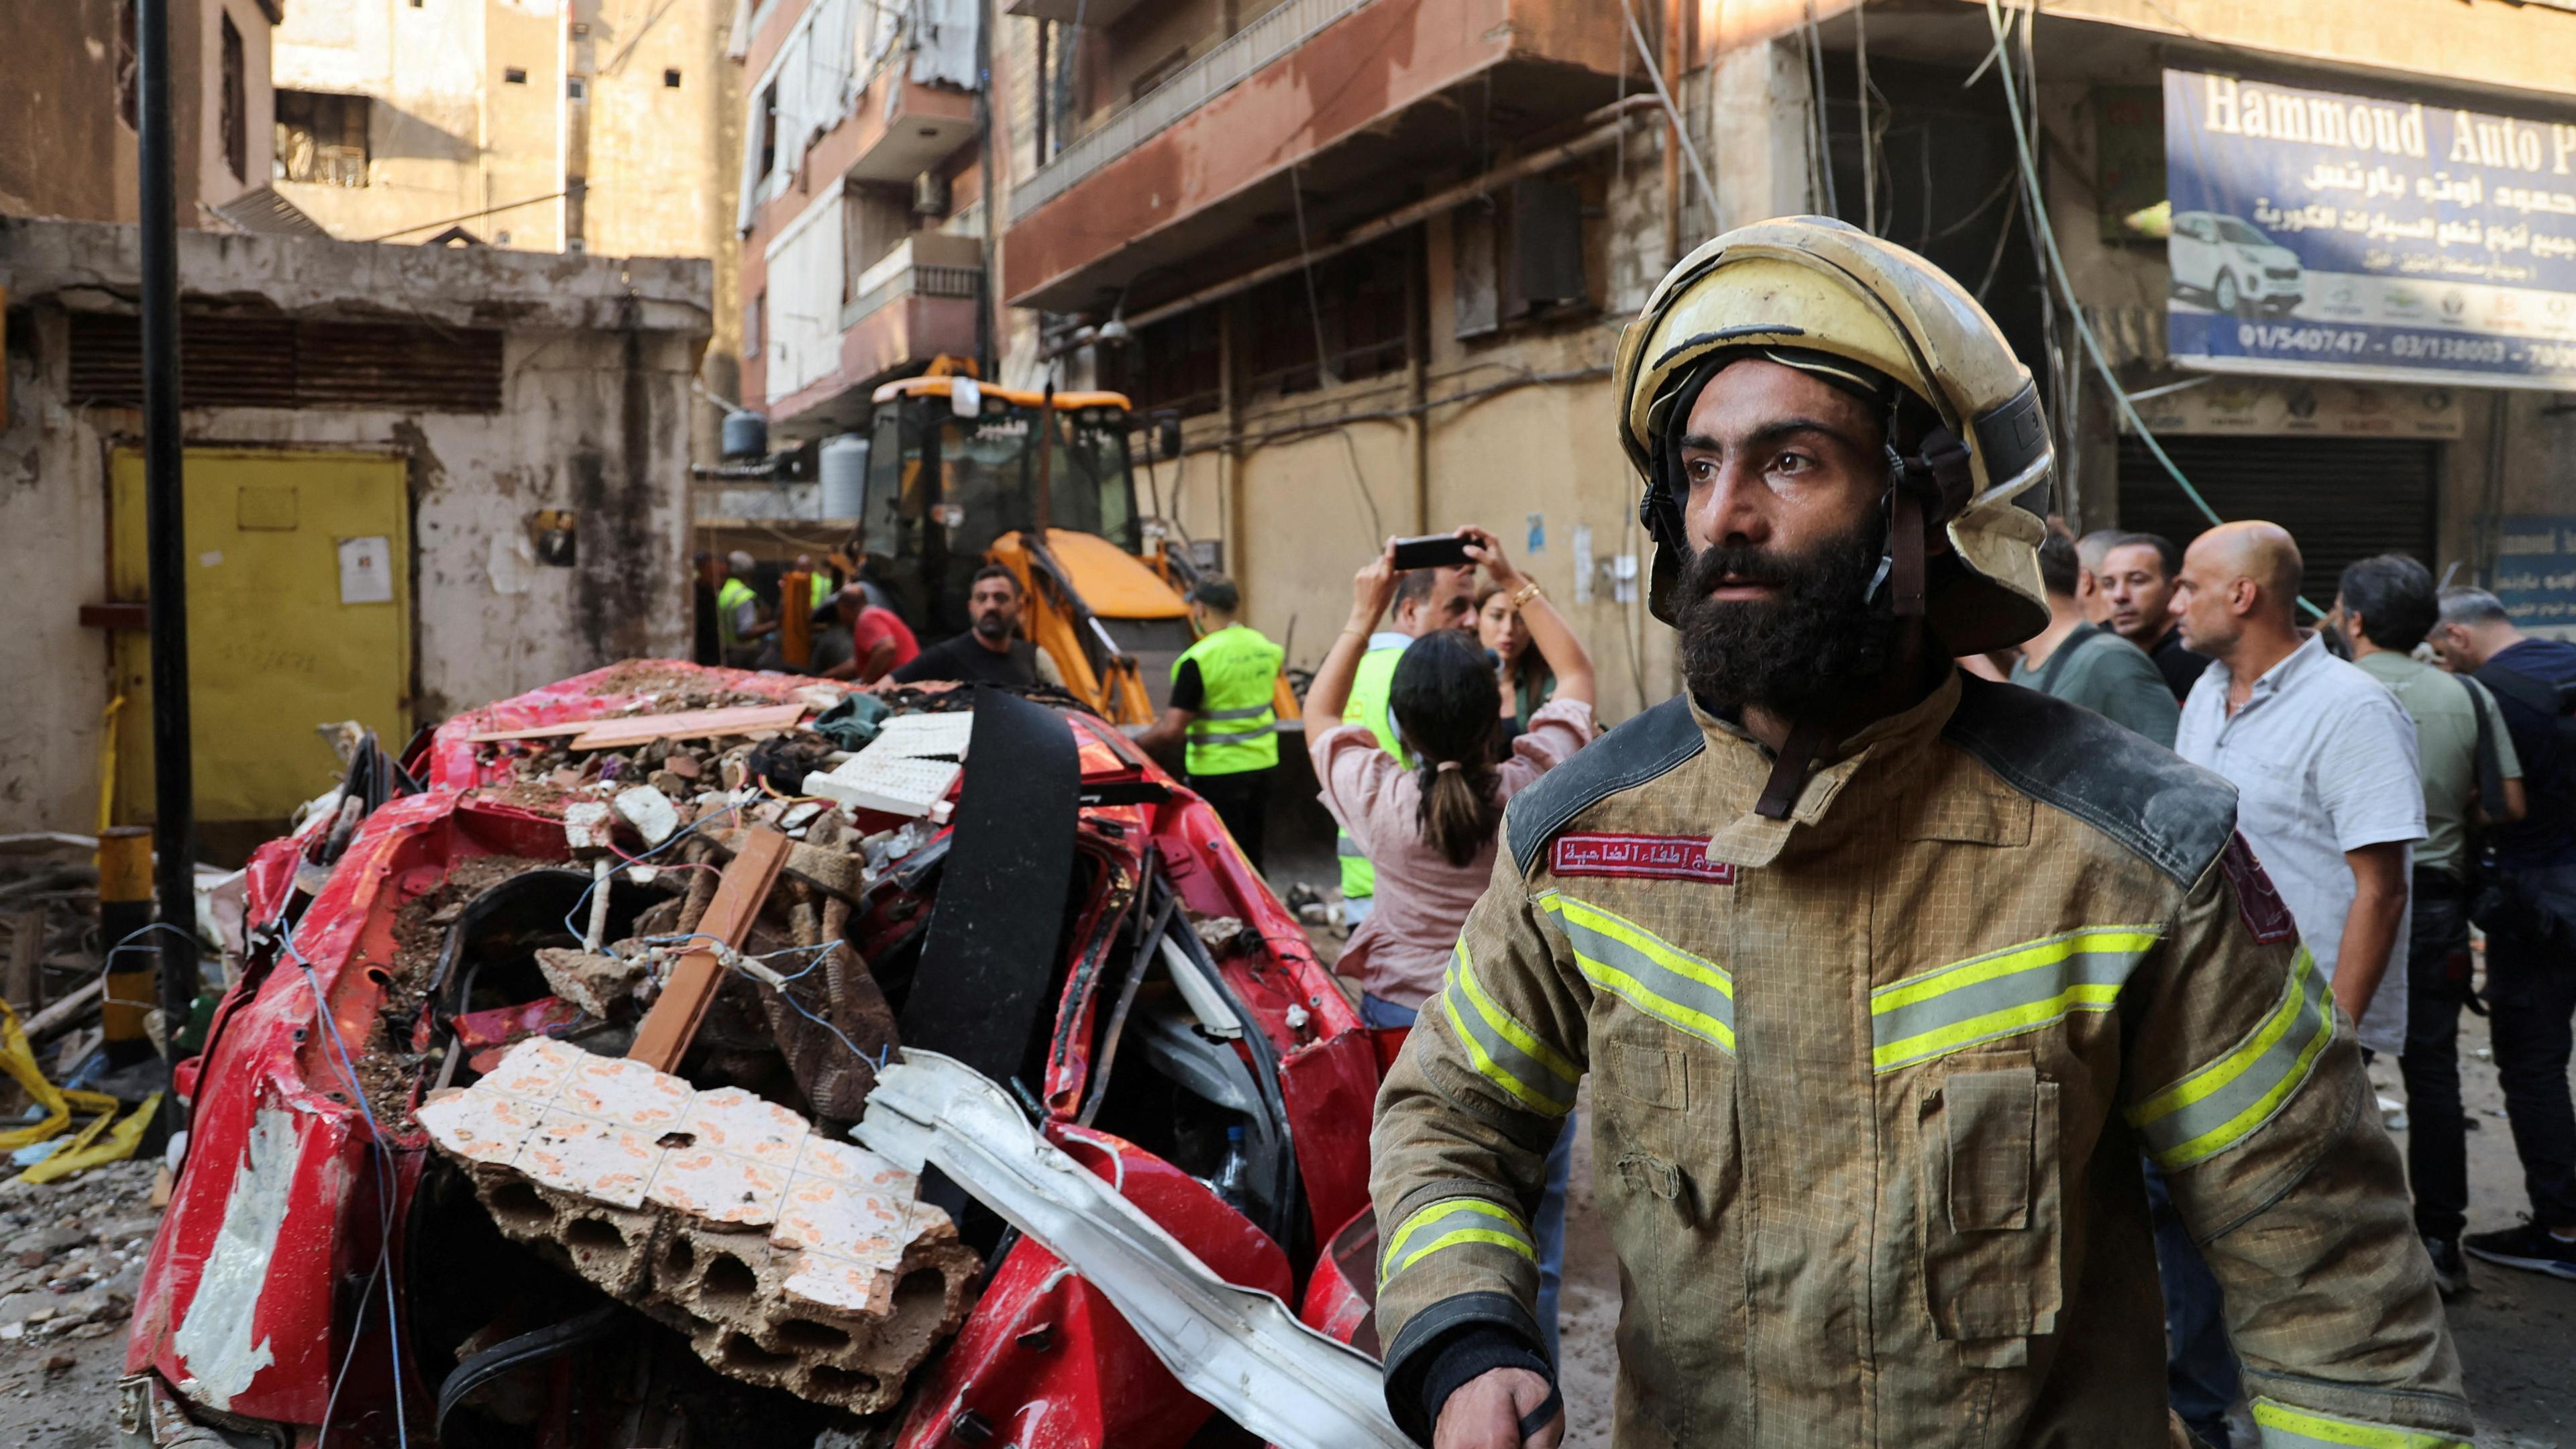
[
  {"left": 1915, "top": 1058, "right": 2063, "bottom": 1366},
  {"left": 1593, "top": 1034, "right": 1742, "bottom": 1436}
]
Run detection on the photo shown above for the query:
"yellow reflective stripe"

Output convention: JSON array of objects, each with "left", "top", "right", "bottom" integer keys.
[
  {"left": 1535, "top": 891, "right": 1735, "bottom": 1054},
  {"left": 2250, "top": 1398, "right": 2473, "bottom": 1448},
  {"left": 1439, "top": 981, "right": 1572, "bottom": 1116},
  {"left": 1868, "top": 927, "right": 2158, "bottom": 1073},
  {"left": 2130, "top": 945, "right": 2335, "bottom": 1168},
  {"left": 1452, "top": 943, "right": 1581, "bottom": 1085},
  {"left": 1379, "top": 1197, "right": 1534, "bottom": 1287}
]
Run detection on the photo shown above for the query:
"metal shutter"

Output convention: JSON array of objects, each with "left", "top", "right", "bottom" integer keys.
[{"left": 2115, "top": 435, "right": 2440, "bottom": 601}]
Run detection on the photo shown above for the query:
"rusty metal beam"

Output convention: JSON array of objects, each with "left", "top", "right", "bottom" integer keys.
[{"left": 627, "top": 826, "right": 791, "bottom": 1071}]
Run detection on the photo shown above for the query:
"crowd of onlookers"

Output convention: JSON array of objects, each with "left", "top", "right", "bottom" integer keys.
[{"left": 1984, "top": 519, "right": 2576, "bottom": 1445}]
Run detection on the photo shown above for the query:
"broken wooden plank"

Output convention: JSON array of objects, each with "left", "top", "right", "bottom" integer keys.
[
  {"left": 626, "top": 825, "right": 791, "bottom": 1071},
  {"left": 568, "top": 702, "right": 807, "bottom": 751},
  {"left": 468, "top": 702, "right": 808, "bottom": 749},
  {"left": 21, "top": 979, "right": 102, "bottom": 1041},
  {"left": 3, "top": 908, "right": 42, "bottom": 1010}
]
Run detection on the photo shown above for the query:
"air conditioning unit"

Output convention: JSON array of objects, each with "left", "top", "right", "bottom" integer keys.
[{"left": 912, "top": 170, "right": 951, "bottom": 217}]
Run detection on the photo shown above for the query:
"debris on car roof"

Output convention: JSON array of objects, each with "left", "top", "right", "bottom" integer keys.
[{"left": 121, "top": 663, "right": 1392, "bottom": 1447}]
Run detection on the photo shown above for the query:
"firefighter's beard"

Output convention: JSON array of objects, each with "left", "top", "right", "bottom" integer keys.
[{"left": 1676, "top": 518, "right": 1897, "bottom": 719}]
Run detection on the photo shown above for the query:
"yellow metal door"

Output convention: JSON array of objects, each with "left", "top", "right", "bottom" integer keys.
[{"left": 111, "top": 449, "right": 411, "bottom": 845}]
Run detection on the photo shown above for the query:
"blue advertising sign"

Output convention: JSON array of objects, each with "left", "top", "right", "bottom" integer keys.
[
  {"left": 2494, "top": 515, "right": 2576, "bottom": 642},
  {"left": 2164, "top": 68, "right": 2576, "bottom": 390}
]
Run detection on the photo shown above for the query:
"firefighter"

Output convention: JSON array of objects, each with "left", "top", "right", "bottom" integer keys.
[
  {"left": 1370, "top": 217, "right": 2470, "bottom": 1448},
  {"left": 1136, "top": 574, "right": 1285, "bottom": 869}
]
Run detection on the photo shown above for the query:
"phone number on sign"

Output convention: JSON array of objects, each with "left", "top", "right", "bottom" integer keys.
[
  {"left": 2235, "top": 323, "right": 2371, "bottom": 356},
  {"left": 2386, "top": 334, "right": 2510, "bottom": 364}
]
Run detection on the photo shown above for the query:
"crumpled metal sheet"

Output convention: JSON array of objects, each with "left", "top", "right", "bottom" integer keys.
[{"left": 853, "top": 1050, "right": 1411, "bottom": 1449}]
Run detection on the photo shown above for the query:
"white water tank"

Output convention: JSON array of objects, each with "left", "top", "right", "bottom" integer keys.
[{"left": 820, "top": 434, "right": 869, "bottom": 520}]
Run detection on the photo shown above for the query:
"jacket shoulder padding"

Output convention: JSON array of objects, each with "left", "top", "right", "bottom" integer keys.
[
  {"left": 1943, "top": 673, "right": 2238, "bottom": 887},
  {"left": 1504, "top": 696, "right": 1707, "bottom": 875}
]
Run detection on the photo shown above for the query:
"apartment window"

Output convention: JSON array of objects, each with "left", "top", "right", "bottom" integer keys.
[
  {"left": 115, "top": 1, "right": 138, "bottom": 129},
  {"left": 567, "top": 77, "right": 586, "bottom": 99},
  {"left": 664, "top": 68, "right": 683, "bottom": 88},
  {"left": 219, "top": 14, "right": 246, "bottom": 180},
  {"left": 1241, "top": 236, "right": 1413, "bottom": 396},
  {"left": 504, "top": 67, "right": 529, "bottom": 85},
  {"left": 757, "top": 83, "right": 780, "bottom": 178},
  {"left": 1113, "top": 308, "right": 1222, "bottom": 420},
  {"left": 274, "top": 91, "right": 372, "bottom": 187},
  {"left": 748, "top": 291, "right": 765, "bottom": 358}
]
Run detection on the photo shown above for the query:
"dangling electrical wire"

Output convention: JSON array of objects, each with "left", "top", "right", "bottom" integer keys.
[{"left": 1976, "top": 0, "right": 2322, "bottom": 615}]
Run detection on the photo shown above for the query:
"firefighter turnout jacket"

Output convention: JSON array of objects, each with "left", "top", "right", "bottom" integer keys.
[{"left": 1371, "top": 670, "right": 2471, "bottom": 1447}]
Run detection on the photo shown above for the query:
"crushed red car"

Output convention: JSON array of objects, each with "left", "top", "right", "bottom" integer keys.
[{"left": 120, "top": 663, "right": 1394, "bottom": 1448}]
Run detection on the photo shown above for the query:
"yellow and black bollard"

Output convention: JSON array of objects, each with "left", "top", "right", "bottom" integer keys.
[{"left": 98, "top": 826, "right": 158, "bottom": 1068}]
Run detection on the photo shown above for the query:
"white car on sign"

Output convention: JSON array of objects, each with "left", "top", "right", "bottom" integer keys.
[{"left": 2169, "top": 211, "right": 2304, "bottom": 317}]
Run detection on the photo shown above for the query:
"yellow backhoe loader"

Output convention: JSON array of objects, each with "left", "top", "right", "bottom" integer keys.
[{"left": 857, "top": 372, "right": 1295, "bottom": 730}]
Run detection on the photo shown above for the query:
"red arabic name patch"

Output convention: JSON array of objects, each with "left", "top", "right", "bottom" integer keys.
[
  {"left": 2220, "top": 833, "right": 2298, "bottom": 945},
  {"left": 1550, "top": 833, "right": 1737, "bottom": 883}
]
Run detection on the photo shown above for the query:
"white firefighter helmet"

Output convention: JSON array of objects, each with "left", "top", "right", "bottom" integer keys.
[{"left": 1614, "top": 215, "right": 2053, "bottom": 655}]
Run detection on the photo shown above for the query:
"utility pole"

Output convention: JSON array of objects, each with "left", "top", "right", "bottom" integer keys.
[{"left": 137, "top": 0, "right": 201, "bottom": 1065}]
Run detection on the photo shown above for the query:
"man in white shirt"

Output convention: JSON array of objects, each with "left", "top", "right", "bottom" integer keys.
[
  {"left": 2171, "top": 522, "right": 2424, "bottom": 1049},
  {"left": 2161, "top": 521, "right": 2426, "bottom": 1444}
]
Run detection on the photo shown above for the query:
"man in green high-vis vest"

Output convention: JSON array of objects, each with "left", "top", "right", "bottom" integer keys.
[
  {"left": 1337, "top": 555, "right": 1479, "bottom": 925},
  {"left": 1136, "top": 575, "right": 1285, "bottom": 870}
]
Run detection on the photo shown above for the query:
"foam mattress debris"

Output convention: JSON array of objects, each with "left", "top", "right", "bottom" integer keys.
[
  {"left": 803, "top": 715, "right": 972, "bottom": 819},
  {"left": 419, "top": 1038, "right": 979, "bottom": 1411}
]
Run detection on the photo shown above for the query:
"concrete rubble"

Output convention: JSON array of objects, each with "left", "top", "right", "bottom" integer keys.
[
  {"left": 421, "top": 1038, "right": 977, "bottom": 1413},
  {"left": 0, "top": 1159, "right": 160, "bottom": 1360}
]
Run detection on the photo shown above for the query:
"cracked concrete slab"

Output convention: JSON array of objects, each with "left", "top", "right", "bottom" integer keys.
[{"left": 419, "top": 1039, "right": 977, "bottom": 1412}]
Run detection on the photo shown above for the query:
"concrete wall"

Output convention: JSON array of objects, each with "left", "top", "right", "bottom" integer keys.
[
  {"left": 272, "top": 0, "right": 739, "bottom": 455},
  {"left": 0, "top": 0, "right": 276, "bottom": 225},
  {"left": 0, "top": 219, "right": 712, "bottom": 833}
]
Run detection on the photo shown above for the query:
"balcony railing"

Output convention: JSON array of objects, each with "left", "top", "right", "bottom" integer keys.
[
  {"left": 839, "top": 256, "right": 983, "bottom": 331},
  {"left": 1006, "top": 0, "right": 1377, "bottom": 223}
]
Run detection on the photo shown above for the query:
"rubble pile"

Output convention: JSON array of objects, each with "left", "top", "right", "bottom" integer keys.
[
  {"left": 382, "top": 685, "right": 991, "bottom": 1419},
  {"left": 421, "top": 1040, "right": 977, "bottom": 1413},
  {"left": 0, "top": 1159, "right": 158, "bottom": 1352}
]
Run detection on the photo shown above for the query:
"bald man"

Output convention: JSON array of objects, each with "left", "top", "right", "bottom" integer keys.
[
  {"left": 2160, "top": 522, "right": 2427, "bottom": 1440},
  {"left": 2172, "top": 523, "right": 2422, "bottom": 1044}
]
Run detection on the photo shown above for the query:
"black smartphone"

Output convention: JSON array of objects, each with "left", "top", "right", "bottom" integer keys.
[{"left": 1389, "top": 533, "right": 1474, "bottom": 571}]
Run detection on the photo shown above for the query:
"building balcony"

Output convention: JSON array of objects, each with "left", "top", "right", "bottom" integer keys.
[
  {"left": 739, "top": 0, "right": 980, "bottom": 241},
  {"left": 764, "top": 231, "right": 983, "bottom": 440},
  {"left": 1000, "top": 0, "right": 1625, "bottom": 313}
]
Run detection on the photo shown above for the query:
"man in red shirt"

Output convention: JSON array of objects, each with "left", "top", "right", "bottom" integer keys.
[{"left": 812, "top": 585, "right": 918, "bottom": 684}]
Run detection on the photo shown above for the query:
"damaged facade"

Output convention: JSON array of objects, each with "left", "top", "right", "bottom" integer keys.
[
  {"left": 994, "top": 0, "right": 2576, "bottom": 708},
  {"left": 122, "top": 663, "right": 1391, "bottom": 1445},
  {"left": 0, "top": 219, "right": 712, "bottom": 849}
]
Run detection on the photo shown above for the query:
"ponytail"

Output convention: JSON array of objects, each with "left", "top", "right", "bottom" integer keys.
[
  {"left": 1389, "top": 631, "right": 1509, "bottom": 867},
  {"left": 1417, "top": 757, "right": 1501, "bottom": 867}
]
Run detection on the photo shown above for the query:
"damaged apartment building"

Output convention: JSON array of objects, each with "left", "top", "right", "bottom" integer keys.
[{"left": 0, "top": 0, "right": 715, "bottom": 854}]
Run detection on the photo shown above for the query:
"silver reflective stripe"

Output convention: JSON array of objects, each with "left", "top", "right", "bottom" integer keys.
[
  {"left": 2248, "top": 1397, "right": 2470, "bottom": 1448},
  {"left": 2131, "top": 946, "right": 2335, "bottom": 1169},
  {"left": 1337, "top": 833, "right": 1366, "bottom": 858},
  {"left": 1867, "top": 928, "right": 2159, "bottom": 1073},
  {"left": 1537, "top": 892, "right": 1735, "bottom": 1053},
  {"left": 1379, "top": 1197, "right": 1535, "bottom": 1287},
  {"left": 1438, "top": 944, "right": 1579, "bottom": 1116},
  {"left": 1197, "top": 703, "right": 1275, "bottom": 721},
  {"left": 1188, "top": 719, "right": 1283, "bottom": 736}
]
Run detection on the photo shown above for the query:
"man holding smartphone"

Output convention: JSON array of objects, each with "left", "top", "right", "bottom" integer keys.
[{"left": 1337, "top": 543, "right": 1479, "bottom": 926}]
